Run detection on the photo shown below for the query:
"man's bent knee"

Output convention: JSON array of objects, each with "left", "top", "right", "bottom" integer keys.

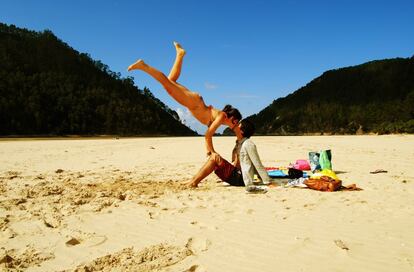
[{"left": 209, "top": 153, "right": 222, "bottom": 165}]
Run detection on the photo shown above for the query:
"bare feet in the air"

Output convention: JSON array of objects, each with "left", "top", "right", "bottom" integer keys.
[
  {"left": 127, "top": 59, "right": 146, "bottom": 71},
  {"left": 174, "top": 41, "right": 186, "bottom": 57}
]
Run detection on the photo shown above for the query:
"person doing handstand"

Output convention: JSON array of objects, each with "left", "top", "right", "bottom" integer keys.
[{"left": 128, "top": 42, "right": 242, "bottom": 155}]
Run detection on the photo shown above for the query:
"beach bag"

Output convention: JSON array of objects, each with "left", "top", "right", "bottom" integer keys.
[
  {"left": 309, "top": 152, "right": 321, "bottom": 172},
  {"left": 304, "top": 176, "right": 342, "bottom": 192},
  {"left": 293, "top": 159, "right": 311, "bottom": 171},
  {"left": 288, "top": 168, "right": 304, "bottom": 179},
  {"left": 310, "top": 169, "right": 339, "bottom": 181},
  {"left": 309, "top": 150, "right": 332, "bottom": 172},
  {"left": 319, "top": 150, "right": 332, "bottom": 170}
]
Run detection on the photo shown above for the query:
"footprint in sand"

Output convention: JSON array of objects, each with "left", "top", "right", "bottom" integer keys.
[
  {"left": 189, "top": 221, "right": 217, "bottom": 230},
  {"left": 246, "top": 209, "right": 255, "bottom": 214},
  {"left": 34, "top": 174, "right": 45, "bottom": 180},
  {"left": 65, "top": 237, "right": 81, "bottom": 247},
  {"left": 170, "top": 207, "right": 189, "bottom": 215},
  {"left": 287, "top": 237, "right": 312, "bottom": 254},
  {"left": 184, "top": 264, "right": 208, "bottom": 272},
  {"left": 72, "top": 243, "right": 192, "bottom": 271},
  {"left": 184, "top": 265, "right": 199, "bottom": 272},
  {"left": 148, "top": 211, "right": 159, "bottom": 219},
  {"left": 43, "top": 214, "right": 62, "bottom": 228},
  {"left": 303, "top": 203, "right": 316, "bottom": 210},
  {"left": 2, "top": 227, "right": 17, "bottom": 239},
  {"left": 334, "top": 239, "right": 350, "bottom": 251},
  {"left": 189, "top": 221, "right": 206, "bottom": 229},
  {"left": 1, "top": 247, "right": 54, "bottom": 270},
  {"left": 64, "top": 230, "right": 108, "bottom": 248},
  {"left": 67, "top": 236, "right": 108, "bottom": 248},
  {"left": 186, "top": 237, "right": 211, "bottom": 255}
]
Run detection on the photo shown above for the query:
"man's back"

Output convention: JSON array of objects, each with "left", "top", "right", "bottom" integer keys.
[{"left": 239, "top": 138, "right": 271, "bottom": 187}]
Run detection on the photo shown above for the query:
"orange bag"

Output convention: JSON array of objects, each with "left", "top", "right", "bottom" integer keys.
[{"left": 304, "top": 176, "right": 342, "bottom": 192}]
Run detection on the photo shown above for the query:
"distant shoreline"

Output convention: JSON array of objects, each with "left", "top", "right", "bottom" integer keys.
[
  {"left": 0, "top": 135, "right": 202, "bottom": 141},
  {"left": 1, "top": 133, "right": 412, "bottom": 142}
]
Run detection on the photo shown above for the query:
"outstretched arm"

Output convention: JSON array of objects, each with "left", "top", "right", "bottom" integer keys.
[{"left": 204, "top": 112, "right": 226, "bottom": 155}]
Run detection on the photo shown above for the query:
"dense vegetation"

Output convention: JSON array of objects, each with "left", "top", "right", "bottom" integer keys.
[
  {"left": 225, "top": 57, "right": 414, "bottom": 135},
  {"left": 0, "top": 23, "right": 196, "bottom": 136}
]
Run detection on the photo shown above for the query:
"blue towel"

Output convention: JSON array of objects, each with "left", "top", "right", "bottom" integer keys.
[
  {"left": 267, "top": 169, "right": 310, "bottom": 178},
  {"left": 267, "top": 169, "right": 288, "bottom": 178}
]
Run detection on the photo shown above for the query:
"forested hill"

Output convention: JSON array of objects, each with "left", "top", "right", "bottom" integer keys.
[
  {"left": 0, "top": 23, "right": 197, "bottom": 136},
  {"left": 227, "top": 57, "right": 414, "bottom": 135}
]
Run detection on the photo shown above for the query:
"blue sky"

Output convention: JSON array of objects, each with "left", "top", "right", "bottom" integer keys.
[{"left": 1, "top": 0, "right": 414, "bottom": 133}]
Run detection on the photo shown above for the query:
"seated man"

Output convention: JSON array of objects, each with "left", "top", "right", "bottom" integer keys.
[
  {"left": 188, "top": 119, "right": 271, "bottom": 193},
  {"left": 238, "top": 119, "right": 271, "bottom": 192}
]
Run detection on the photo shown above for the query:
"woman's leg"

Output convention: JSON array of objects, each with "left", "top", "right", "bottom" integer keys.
[
  {"left": 127, "top": 59, "right": 202, "bottom": 110},
  {"left": 168, "top": 42, "right": 186, "bottom": 82}
]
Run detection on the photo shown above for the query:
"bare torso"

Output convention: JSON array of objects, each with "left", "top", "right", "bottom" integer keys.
[
  {"left": 188, "top": 94, "right": 221, "bottom": 127},
  {"left": 189, "top": 105, "right": 220, "bottom": 126}
]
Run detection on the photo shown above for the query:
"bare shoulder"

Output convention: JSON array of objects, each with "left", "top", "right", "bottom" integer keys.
[
  {"left": 211, "top": 108, "right": 225, "bottom": 121},
  {"left": 217, "top": 110, "right": 226, "bottom": 119}
]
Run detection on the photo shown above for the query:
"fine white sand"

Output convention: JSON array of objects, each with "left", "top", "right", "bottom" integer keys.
[{"left": 0, "top": 135, "right": 413, "bottom": 271}]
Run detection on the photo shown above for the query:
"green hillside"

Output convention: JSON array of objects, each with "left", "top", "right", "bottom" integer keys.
[
  {"left": 0, "top": 23, "right": 197, "bottom": 136},
  {"left": 226, "top": 57, "right": 414, "bottom": 135}
]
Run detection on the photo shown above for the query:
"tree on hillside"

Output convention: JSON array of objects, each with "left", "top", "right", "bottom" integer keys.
[{"left": 0, "top": 23, "right": 196, "bottom": 136}]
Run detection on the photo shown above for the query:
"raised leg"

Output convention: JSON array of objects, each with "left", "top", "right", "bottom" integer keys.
[
  {"left": 188, "top": 154, "right": 222, "bottom": 187},
  {"left": 128, "top": 59, "right": 201, "bottom": 109},
  {"left": 168, "top": 42, "right": 186, "bottom": 82}
]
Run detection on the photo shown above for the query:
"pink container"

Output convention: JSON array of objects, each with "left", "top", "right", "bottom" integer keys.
[{"left": 293, "top": 159, "right": 311, "bottom": 171}]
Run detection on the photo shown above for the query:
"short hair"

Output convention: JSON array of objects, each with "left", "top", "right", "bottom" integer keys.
[
  {"left": 240, "top": 119, "right": 255, "bottom": 138},
  {"left": 222, "top": 105, "right": 242, "bottom": 121}
]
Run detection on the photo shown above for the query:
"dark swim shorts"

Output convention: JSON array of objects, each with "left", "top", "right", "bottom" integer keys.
[{"left": 214, "top": 158, "right": 244, "bottom": 186}]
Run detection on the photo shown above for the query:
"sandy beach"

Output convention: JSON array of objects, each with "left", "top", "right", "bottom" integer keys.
[{"left": 0, "top": 135, "right": 413, "bottom": 271}]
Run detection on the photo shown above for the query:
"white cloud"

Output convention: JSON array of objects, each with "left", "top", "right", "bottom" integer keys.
[
  {"left": 176, "top": 107, "right": 204, "bottom": 134},
  {"left": 175, "top": 107, "right": 189, "bottom": 123},
  {"left": 204, "top": 82, "right": 218, "bottom": 90}
]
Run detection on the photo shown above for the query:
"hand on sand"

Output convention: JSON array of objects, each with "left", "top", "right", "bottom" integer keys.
[{"left": 186, "top": 181, "right": 199, "bottom": 188}]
